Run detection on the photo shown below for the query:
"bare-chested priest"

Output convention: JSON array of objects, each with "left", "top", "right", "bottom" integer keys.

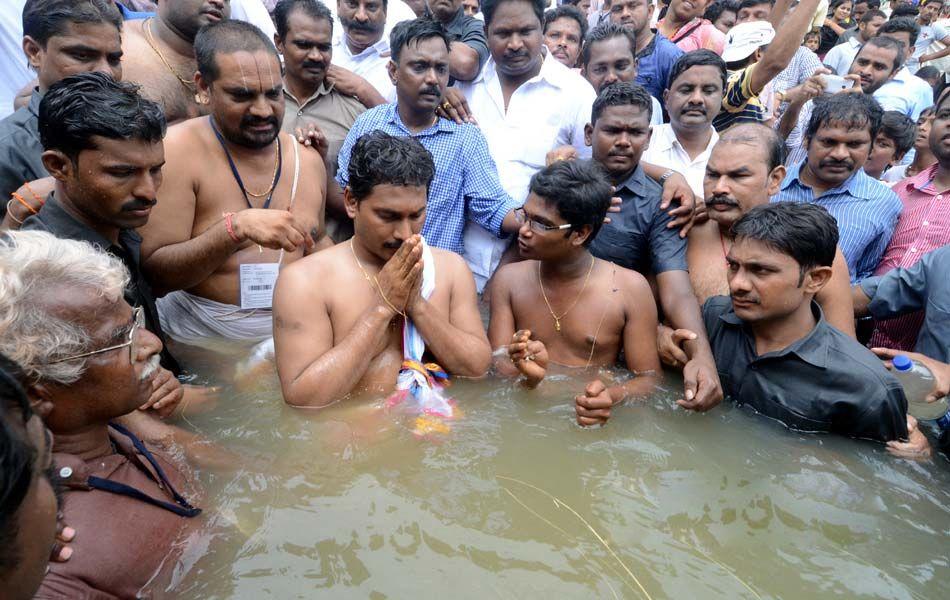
[
  {"left": 488, "top": 160, "right": 660, "bottom": 427},
  {"left": 684, "top": 123, "right": 856, "bottom": 342},
  {"left": 272, "top": 131, "right": 491, "bottom": 408},
  {"left": 140, "top": 20, "right": 328, "bottom": 350},
  {"left": 121, "top": 0, "right": 231, "bottom": 123}
]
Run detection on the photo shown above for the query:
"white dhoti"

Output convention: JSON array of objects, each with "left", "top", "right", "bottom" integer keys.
[{"left": 157, "top": 290, "right": 273, "bottom": 353}]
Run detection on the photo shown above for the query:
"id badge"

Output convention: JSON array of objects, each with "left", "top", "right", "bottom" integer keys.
[{"left": 239, "top": 263, "right": 279, "bottom": 309}]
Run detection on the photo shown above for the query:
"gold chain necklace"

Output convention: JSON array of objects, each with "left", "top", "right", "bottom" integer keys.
[
  {"left": 538, "top": 256, "right": 596, "bottom": 332},
  {"left": 350, "top": 239, "right": 406, "bottom": 318},
  {"left": 143, "top": 18, "right": 198, "bottom": 98},
  {"left": 240, "top": 141, "right": 281, "bottom": 198}
]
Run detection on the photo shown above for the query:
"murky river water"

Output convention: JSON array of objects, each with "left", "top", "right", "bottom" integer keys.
[{"left": 149, "top": 346, "right": 950, "bottom": 599}]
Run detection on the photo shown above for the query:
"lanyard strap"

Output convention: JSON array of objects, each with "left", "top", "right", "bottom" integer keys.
[
  {"left": 209, "top": 117, "right": 283, "bottom": 210},
  {"left": 85, "top": 422, "right": 202, "bottom": 518}
]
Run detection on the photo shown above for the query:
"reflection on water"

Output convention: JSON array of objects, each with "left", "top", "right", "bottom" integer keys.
[{"left": 152, "top": 349, "right": 950, "bottom": 599}]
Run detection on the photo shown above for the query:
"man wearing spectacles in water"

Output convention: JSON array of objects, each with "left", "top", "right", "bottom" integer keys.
[
  {"left": 488, "top": 159, "right": 661, "bottom": 427},
  {"left": 0, "top": 231, "right": 208, "bottom": 597}
]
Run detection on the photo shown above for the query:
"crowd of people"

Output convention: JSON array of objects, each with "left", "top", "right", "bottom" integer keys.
[{"left": 0, "top": 0, "right": 948, "bottom": 597}]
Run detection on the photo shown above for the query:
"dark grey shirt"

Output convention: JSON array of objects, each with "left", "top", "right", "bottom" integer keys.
[
  {"left": 703, "top": 296, "right": 908, "bottom": 443},
  {"left": 0, "top": 90, "right": 46, "bottom": 216},
  {"left": 21, "top": 195, "right": 181, "bottom": 374},
  {"left": 589, "top": 164, "right": 687, "bottom": 274},
  {"left": 861, "top": 244, "right": 950, "bottom": 364},
  {"left": 441, "top": 8, "right": 489, "bottom": 75}
]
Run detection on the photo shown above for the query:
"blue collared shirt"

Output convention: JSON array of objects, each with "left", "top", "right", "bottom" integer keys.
[
  {"left": 635, "top": 32, "right": 684, "bottom": 100},
  {"left": 773, "top": 162, "right": 901, "bottom": 282},
  {"left": 336, "top": 103, "right": 518, "bottom": 255}
]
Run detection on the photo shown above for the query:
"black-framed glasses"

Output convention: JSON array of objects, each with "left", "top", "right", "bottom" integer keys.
[
  {"left": 49, "top": 306, "right": 144, "bottom": 365},
  {"left": 514, "top": 207, "right": 574, "bottom": 233}
]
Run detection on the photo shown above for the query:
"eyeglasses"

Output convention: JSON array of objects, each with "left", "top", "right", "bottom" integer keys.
[
  {"left": 514, "top": 207, "right": 574, "bottom": 233},
  {"left": 49, "top": 306, "right": 145, "bottom": 365}
]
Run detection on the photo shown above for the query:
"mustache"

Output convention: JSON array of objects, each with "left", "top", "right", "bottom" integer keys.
[
  {"left": 419, "top": 86, "right": 441, "bottom": 97},
  {"left": 819, "top": 159, "right": 854, "bottom": 170},
  {"left": 302, "top": 60, "right": 326, "bottom": 70},
  {"left": 140, "top": 354, "right": 161, "bottom": 381},
  {"left": 121, "top": 198, "right": 156, "bottom": 212},
  {"left": 382, "top": 240, "right": 403, "bottom": 250},
  {"left": 730, "top": 293, "right": 759, "bottom": 304},
  {"left": 709, "top": 194, "right": 739, "bottom": 207},
  {"left": 241, "top": 115, "right": 280, "bottom": 129},
  {"left": 504, "top": 50, "right": 529, "bottom": 61},
  {"left": 681, "top": 104, "right": 706, "bottom": 114},
  {"left": 341, "top": 17, "right": 383, "bottom": 34}
]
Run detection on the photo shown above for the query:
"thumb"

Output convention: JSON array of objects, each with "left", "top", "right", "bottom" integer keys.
[
  {"left": 671, "top": 329, "right": 698, "bottom": 344},
  {"left": 586, "top": 379, "right": 606, "bottom": 396},
  {"left": 683, "top": 367, "right": 698, "bottom": 402}
]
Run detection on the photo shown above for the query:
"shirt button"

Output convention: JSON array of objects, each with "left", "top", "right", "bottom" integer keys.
[
  {"left": 910, "top": 247, "right": 918, "bottom": 253},
  {"left": 922, "top": 221, "right": 929, "bottom": 227},
  {"left": 59, "top": 466, "right": 73, "bottom": 478}
]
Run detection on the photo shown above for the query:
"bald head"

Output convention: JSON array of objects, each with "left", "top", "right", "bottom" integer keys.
[
  {"left": 194, "top": 19, "right": 280, "bottom": 83},
  {"left": 718, "top": 123, "right": 787, "bottom": 171}
]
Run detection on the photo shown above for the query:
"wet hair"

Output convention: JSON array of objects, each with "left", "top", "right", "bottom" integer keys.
[
  {"left": 861, "top": 35, "right": 905, "bottom": 71},
  {"left": 737, "top": 0, "right": 773, "bottom": 12},
  {"left": 859, "top": 8, "right": 886, "bottom": 23},
  {"left": 194, "top": 19, "right": 280, "bottom": 83},
  {"left": 347, "top": 131, "right": 435, "bottom": 201},
  {"left": 273, "top": 0, "right": 333, "bottom": 40},
  {"left": 805, "top": 92, "right": 883, "bottom": 141},
  {"left": 591, "top": 81, "right": 653, "bottom": 124},
  {"left": 704, "top": 0, "right": 740, "bottom": 23},
  {"left": 22, "top": 0, "right": 122, "bottom": 47},
  {"left": 0, "top": 355, "right": 35, "bottom": 575},
  {"left": 528, "top": 160, "right": 613, "bottom": 245},
  {"left": 878, "top": 111, "right": 916, "bottom": 157},
  {"left": 389, "top": 17, "right": 450, "bottom": 64},
  {"left": 719, "top": 122, "right": 787, "bottom": 171},
  {"left": 544, "top": 6, "right": 588, "bottom": 40},
  {"left": 731, "top": 203, "right": 839, "bottom": 277},
  {"left": 890, "top": 3, "right": 919, "bottom": 18},
  {"left": 879, "top": 16, "right": 920, "bottom": 47},
  {"left": 39, "top": 72, "right": 166, "bottom": 162},
  {"left": 581, "top": 22, "right": 637, "bottom": 66},
  {"left": 482, "top": 0, "right": 546, "bottom": 28},
  {"left": 667, "top": 49, "right": 727, "bottom": 90}
]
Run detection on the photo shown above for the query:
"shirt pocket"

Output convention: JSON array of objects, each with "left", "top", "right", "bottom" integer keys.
[
  {"left": 746, "top": 391, "right": 833, "bottom": 433},
  {"left": 592, "top": 225, "right": 647, "bottom": 271},
  {"left": 511, "top": 121, "right": 561, "bottom": 169}
]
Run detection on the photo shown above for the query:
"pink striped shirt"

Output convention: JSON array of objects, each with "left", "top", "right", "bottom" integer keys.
[
  {"left": 662, "top": 18, "right": 726, "bottom": 55},
  {"left": 870, "top": 163, "right": 950, "bottom": 351}
]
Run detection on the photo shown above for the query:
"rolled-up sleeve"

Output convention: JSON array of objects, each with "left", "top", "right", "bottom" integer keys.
[
  {"left": 648, "top": 205, "right": 687, "bottom": 273},
  {"left": 861, "top": 252, "right": 931, "bottom": 319}
]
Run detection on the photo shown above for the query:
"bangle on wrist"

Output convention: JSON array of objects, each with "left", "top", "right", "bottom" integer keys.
[
  {"left": 5, "top": 199, "right": 24, "bottom": 224},
  {"left": 222, "top": 211, "right": 241, "bottom": 243},
  {"left": 659, "top": 169, "right": 675, "bottom": 183}
]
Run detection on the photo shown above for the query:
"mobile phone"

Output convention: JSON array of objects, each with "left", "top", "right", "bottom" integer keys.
[{"left": 822, "top": 75, "right": 852, "bottom": 93}]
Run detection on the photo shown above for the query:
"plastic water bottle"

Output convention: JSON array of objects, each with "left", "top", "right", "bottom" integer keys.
[{"left": 892, "top": 355, "right": 950, "bottom": 429}]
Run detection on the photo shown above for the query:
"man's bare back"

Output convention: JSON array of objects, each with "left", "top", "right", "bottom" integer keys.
[
  {"left": 122, "top": 19, "right": 204, "bottom": 124},
  {"left": 140, "top": 116, "right": 327, "bottom": 305}
]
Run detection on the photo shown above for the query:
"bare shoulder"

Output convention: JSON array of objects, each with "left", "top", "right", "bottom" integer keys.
[
  {"left": 602, "top": 259, "right": 651, "bottom": 296},
  {"left": 491, "top": 259, "right": 536, "bottom": 288},
  {"left": 431, "top": 247, "right": 472, "bottom": 278},
  {"left": 279, "top": 241, "right": 345, "bottom": 287},
  {"left": 687, "top": 219, "right": 719, "bottom": 245},
  {"left": 292, "top": 137, "right": 326, "bottom": 175},
  {"left": 164, "top": 116, "right": 211, "bottom": 151}
]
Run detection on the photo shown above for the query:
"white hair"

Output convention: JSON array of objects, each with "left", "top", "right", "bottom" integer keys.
[{"left": 0, "top": 231, "right": 130, "bottom": 384}]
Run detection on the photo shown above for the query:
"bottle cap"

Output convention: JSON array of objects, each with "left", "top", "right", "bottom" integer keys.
[{"left": 892, "top": 355, "right": 913, "bottom": 371}]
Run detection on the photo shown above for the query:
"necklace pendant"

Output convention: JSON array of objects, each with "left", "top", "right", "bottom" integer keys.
[{"left": 555, "top": 319, "right": 561, "bottom": 332}]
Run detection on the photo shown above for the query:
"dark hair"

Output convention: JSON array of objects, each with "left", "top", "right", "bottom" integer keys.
[
  {"left": 878, "top": 111, "right": 916, "bottom": 157},
  {"left": 829, "top": 0, "right": 851, "bottom": 12},
  {"left": 731, "top": 203, "right": 839, "bottom": 277},
  {"left": 273, "top": 0, "right": 333, "bottom": 40},
  {"left": 719, "top": 122, "right": 787, "bottom": 171},
  {"left": 390, "top": 17, "right": 450, "bottom": 63},
  {"left": 805, "top": 92, "right": 883, "bottom": 141},
  {"left": 347, "top": 131, "right": 435, "bottom": 201},
  {"left": 704, "top": 0, "right": 740, "bottom": 22},
  {"left": 890, "top": 3, "right": 919, "bottom": 18},
  {"left": 39, "top": 72, "right": 166, "bottom": 162},
  {"left": 737, "top": 0, "right": 772, "bottom": 12},
  {"left": 581, "top": 22, "right": 637, "bottom": 66},
  {"left": 22, "top": 0, "right": 121, "bottom": 47},
  {"left": 861, "top": 35, "right": 905, "bottom": 71},
  {"left": 195, "top": 19, "right": 280, "bottom": 83},
  {"left": 937, "top": 89, "right": 950, "bottom": 111},
  {"left": 591, "top": 81, "right": 653, "bottom": 124},
  {"left": 920, "top": 0, "right": 943, "bottom": 7},
  {"left": 859, "top": 8, "right": 886, "bottom": 23},
  {"left": 0, "top": 355, "right": 35, "bottom": 575},
  {"left": 803, "top": 29, "right": 821, "bottom": 41},
  {"left": 528, "top": 160, "right": 613, "bottom": 245},
  {"left": 482, "top": 0, "right": 546, "bottom": 28},
  {"left": 855, "top": 0, "right": 881, "bottom": 8},
  {"left": 879, "top": 16, "right": 920, "bottom": 47},
  {"left": 667, "top": 49, "right": 727, "bottom": 90},
  {"left": 544, "top": 6, "right": 588, "bottom": 40}
]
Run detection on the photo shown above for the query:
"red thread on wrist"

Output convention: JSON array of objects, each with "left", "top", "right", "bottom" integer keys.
[{"left": 223, "top": 212, "right": 241, "bottom": 243}]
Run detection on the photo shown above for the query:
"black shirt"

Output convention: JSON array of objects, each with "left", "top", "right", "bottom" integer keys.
[
  {"left": 0, "top": 90, "right": 47, "bottom": 216},
  {"left": 703, "top": 296, "right": 908, "bottom": 443},
  {"left": 21, "top": 195, "right": 181, "bottom": 374}
]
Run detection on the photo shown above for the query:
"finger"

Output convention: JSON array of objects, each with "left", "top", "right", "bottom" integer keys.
[
  {"left": 50, "top": 543, "right": 73, "bottom": 562},
  {"left": 577, "top": 415, "right": 606, "bottom": 427},
  {"left": 678, "top": 217, "right": 695, "bottom": 238},
  {"left": 671, "top": 329, "right": 698, "bottom": 344},
  {"left": 668, "top": 345, "right": 690, "bottom": 366},
  {"left": 682, "top": 372, "right": 698, "bottom": 403},
  {"left": 585, "top": 379, "right": 606, "bottom": 396},
  {"left": 446, "top": 104, "right": 463, "bottom": 124},
  {"left": 576, "top": 406, "right": 612, "bottom": 420}
]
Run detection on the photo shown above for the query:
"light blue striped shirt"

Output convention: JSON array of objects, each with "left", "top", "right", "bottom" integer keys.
[{"left": 772, "top": 162, "right": 901, "bottom": 283}]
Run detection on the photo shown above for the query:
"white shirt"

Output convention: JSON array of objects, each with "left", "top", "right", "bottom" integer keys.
[
  {"left": 455, "top": 53, "right": 597, "bottom": 287},
  {"left": 0, "top": 0, "right": 33, "bottom": 120},
  {"left": 327, "top": 0, "right": 417, "bottom": 47},
  {"left": 874, "top": 67, "right": 935, "bottom": 121},
  {"left": 331, "top": 36, "right": 396, "bottom": 102},
  {"left": 824, "top": 36, "right": 862, "bottom": 76},
  {"left": 641, "top": 123, "right": 718, "bottom": 199},
  {"left": 230, "top": 0, "right": 277, "bottom": 41}
]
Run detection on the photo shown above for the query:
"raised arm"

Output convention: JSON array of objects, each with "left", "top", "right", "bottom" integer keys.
[
  {"left": 749, "top": 0, "right": 823, "bottom": 94},
  {"left": 449, "top": 42, "right": 481, "bottom": 82}
]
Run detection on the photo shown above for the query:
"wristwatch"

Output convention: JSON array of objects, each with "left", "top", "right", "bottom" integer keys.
[{"left": 659, "top": 169, "right": 675, "bottom": 183}]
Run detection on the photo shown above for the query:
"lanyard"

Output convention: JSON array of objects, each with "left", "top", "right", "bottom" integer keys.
[
  {"left": 209, "top": 117, "right": 283, "bottom": 210},
  {"left": 85, "top": 422, "right": 202, "bottom": 518}
]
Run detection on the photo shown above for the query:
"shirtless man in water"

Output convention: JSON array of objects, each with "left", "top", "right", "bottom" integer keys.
[
  {"left": 683, "top": 124, "right": 855, "bottom": 346},
  {"left": 140, "top": 20, "right": 328, "bottom": 349},
  {"left": 272, "top": 131, "right": 491, "bottom": 408},
  {"left": 121, "top": 0, "right": 230, "bottom": 124},
  {"left": 488, "top": 160, "right": 660, "bottom": 427}
]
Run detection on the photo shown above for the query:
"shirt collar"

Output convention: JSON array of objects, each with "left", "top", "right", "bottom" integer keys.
[
  {"left": 782, "top": 160, "right": 872, "bottom": 200},
  {"left": 36, "top": 194, "right": 138, "bottom": 251},
  {"left": 28, "top": 89, "right": 42, "bottom": 117},
  {"left": 616, "top": 164, "right": 649, "bottom": 196},
  {"left": 651, "top": 124, "right": 718, "bottom": 154},
  {"left": 475, "top": 51, "right": 571, "bottom": 89},
  {"left": 335, "top": 34, "right": 389, "bottom": 59},
  {"left": 386, "top": 102, "right": 456, "bottom": 135},
  {"left": 903, "top": 163, "right": 946, "bottom": 195},
  {"left": 719, "top": 300, "right": 830, "bottom": 369},
  {"left": 282, "top": 80, "right": 334, "bottom": 107}
]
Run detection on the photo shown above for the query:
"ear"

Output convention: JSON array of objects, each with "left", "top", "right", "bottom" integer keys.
[
  {"left": 662, "top": 88, "right": 669, "bottom": 107},
  {"left": 802, "top": 265, "right": 833, "bottom": 294},
  {"left": 195, "top": 71, "right": 211, "bottom": 104},
  {"left": 27, "top": 381, "right": 55, "bottom": 422},
  {"left": 274, "top": 34, "right": 284, "bottom": 54},
  {"left": 765, "top": 164, "right": 786, "bottom": 196},
  {"left": 22, "top": 36, "right": 43, "bottom": 71},
  {"left": 387, "top": 59, "right": 397, "bottom": 85},
  {"left": 893, "top": 150, "right": 907, "bottom": 164},
  {"left": 571, "top": 224, "right": 594, "bottom": 247},
  {"left": 584, "top": 123, "right": 593, "bottom": 147},
  {"left": 41, "top": 150, "right": 73, "bottom": 184},
  {"left": 343, "top": 186, "right": 359, "bottom": 219}
]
